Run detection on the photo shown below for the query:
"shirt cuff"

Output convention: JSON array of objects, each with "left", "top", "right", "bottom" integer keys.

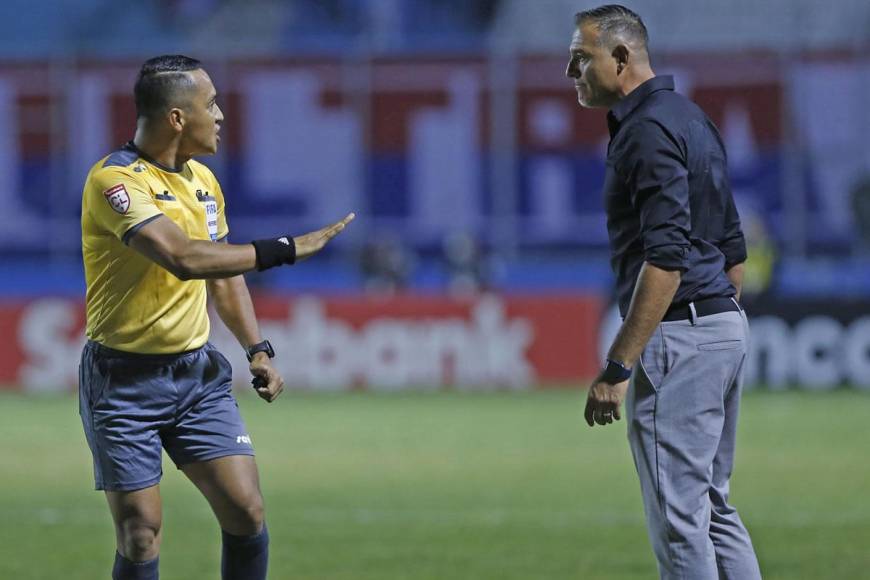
[
  {"left": 720, "top": 239, "right": 748, "bottom": 269},
  {"left": 121, "top": 213, "right": 164, "bottom": 245},
  {"left": 644, "top": 244, "right": 690, "bottom": 271}
]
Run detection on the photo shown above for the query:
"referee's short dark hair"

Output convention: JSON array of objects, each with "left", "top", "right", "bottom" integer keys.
[
  {"left": 575, "top": 4, "right": 648, "bottom": 51},
  {"left": 134, "top": 55, "right": 202, "bottom": 120}
]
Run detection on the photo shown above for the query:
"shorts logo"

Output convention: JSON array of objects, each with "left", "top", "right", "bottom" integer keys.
[
  {"left": 103, "top": 184, "right": 131, "bottom": 214},
  {"left": 237, "top": 435, "right": 252, "bottom": 445}
]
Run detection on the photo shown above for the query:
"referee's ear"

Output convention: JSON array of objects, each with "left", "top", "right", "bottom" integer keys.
[{"left": 168, "top": 108, "right": 185, "bottom": 134}]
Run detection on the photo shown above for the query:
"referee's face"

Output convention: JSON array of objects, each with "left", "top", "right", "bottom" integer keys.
[
  {"left": 179, "top": 69, "right": 224, "bottom": 156},
  {"left": 566, "top": 23, "right": 620, "bottom": 109}
]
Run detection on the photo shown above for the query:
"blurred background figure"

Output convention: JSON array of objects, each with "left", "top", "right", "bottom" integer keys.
[
  {"left": 851, "top": 174, "right": 870, "bottom": 254},
  {"left": 359, "top": 234, "right": 414, "bottom": 295},
  {"left": 736, "top": 203, "right": 778, "bottom": 304},
  {"left": 443, "top": 231, "right": 490, "bottom": 296}
]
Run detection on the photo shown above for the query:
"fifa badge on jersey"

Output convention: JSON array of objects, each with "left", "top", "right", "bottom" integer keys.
[
  {"left": 103, "top": 184, "right": 131, "bottom": 214},
  {"left": 205, "top": 200, "right": 218, "bottom": 240}
]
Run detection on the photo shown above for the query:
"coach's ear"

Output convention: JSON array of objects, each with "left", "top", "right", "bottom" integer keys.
[{"left": 612, "top": 44, "right": 630, "bottom": 75}]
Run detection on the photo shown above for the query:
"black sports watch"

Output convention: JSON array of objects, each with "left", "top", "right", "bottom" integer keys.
[
  {"left": 246, "top": 339, "right": 275, "bottom": 362},
  {"left": 600, "top": 358, "right": 632, "bottom": 384}
]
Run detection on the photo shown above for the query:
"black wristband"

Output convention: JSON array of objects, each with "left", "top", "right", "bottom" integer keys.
[
  {"left": 251, "top": 236, "right": 296, "bottom": 271},
  {"left": 600, "top": 358, "right": 632, "bottom": 384}
]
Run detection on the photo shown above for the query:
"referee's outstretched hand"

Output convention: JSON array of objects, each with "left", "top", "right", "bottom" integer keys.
[{"left": 294, "top": 213, "right": 356, "bottom": 261}]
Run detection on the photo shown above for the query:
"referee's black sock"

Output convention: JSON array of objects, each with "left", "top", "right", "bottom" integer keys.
[
  {"left": 221, "top": 523, "right": 269, "bottom": 580},
  {"left": 112, "top": 552, "right": 158, "bottom": 580}
]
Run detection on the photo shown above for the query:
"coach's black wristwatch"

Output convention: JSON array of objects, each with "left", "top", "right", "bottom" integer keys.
[
  {"left": 600, "top": 358, "right": 632, "bottom": 384},
  {"left": 246, "top": 340, "right": 275, "bottom": 362}
]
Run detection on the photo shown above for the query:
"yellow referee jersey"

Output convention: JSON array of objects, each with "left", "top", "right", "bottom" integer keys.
[{"left": 81, "top": 142, "right": 229, "bottom": 354}]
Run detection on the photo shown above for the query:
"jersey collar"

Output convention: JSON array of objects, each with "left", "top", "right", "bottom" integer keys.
[{"left": 124, "top": 141, "right": 186, "bottom": 174}]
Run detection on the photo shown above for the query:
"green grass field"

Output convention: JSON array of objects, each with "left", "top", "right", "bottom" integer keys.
[{"left": 1, "top": 389, "right": 868, "bottom": 579}]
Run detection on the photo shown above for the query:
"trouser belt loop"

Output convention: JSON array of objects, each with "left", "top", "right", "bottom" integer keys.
[{"left": 688, "top": 302, "right": 698, "bottom": 326}]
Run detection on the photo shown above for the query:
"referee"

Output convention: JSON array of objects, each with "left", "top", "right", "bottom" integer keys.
[
  {"left": 79, "top": 55, "right": 353, "bottom": 580},
  {"left": 568, "top": 6, "right": 762, "bottom": 579}
]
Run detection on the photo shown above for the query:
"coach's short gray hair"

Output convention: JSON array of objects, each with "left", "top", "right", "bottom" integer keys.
[{"left": 575, "top": 4, "right": 648, "bottom": 51}]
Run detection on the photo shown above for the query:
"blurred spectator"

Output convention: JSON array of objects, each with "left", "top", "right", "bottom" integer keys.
[
  {"left": 443, "top": 231, "right": 489, "bottom": 296},
  {"left": 740, "top": 206, "right": 777, "bottom": 302},
  {"left": 850, "top": 174, "right": 870, "bottom": 253},
  {"left": 359, "top": 235, "right": 413, "bottom": 295}
]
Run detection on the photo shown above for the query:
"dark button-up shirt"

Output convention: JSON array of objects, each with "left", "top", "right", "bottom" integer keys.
[{"left": 603, "top": 76, "right": 746, "bottom": 316}]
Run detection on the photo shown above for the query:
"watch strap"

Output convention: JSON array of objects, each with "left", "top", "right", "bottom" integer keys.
[
  {"left": 601, "top": 358, "right": 632, "bottom": 384},
  {"left": 246, "top": 339, "right": 274, "bottom": 362}
]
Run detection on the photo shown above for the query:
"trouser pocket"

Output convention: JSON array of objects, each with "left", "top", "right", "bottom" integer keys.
[{"left": 638, "top": 326, "right": 668, "bottom": 391}]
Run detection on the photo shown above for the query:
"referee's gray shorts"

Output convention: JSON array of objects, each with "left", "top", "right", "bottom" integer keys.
[{"left": 78, "top": 341, "right": 254, "bottom": 492}]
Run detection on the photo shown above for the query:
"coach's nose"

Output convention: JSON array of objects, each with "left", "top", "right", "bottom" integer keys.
[{"left": 566, "top": 60, "right": 580, "bottom": 79}]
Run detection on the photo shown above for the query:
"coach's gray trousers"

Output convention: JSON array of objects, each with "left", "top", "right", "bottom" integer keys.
[{"left": 626, "top": 308, "right": 762, "bottom": 580}]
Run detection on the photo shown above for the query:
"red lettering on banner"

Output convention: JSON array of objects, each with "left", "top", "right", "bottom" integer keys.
[
  {"left": 0, "top": 299, "right": 86, "bottom": 391},
  {"left": 240, "top": 294, "right": 603, "bottom": 389},
  {"left": 0, "top": 294, "right": 603, "bottom": 392}
]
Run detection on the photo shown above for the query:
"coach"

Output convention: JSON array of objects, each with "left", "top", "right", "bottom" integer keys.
[{"left": 568, "top": 5, "right": 762, "bottom": 579}]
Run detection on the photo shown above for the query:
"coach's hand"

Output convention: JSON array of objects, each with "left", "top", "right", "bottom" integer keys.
[
  {"left": 250, "top": 352, "right": 284, "bottom": 403},
  {"left": 584, "top": 378, "right": 629, "bottom": 427},
  {"left": 294, "top": 213, "right": 356, "bottom": 261}
]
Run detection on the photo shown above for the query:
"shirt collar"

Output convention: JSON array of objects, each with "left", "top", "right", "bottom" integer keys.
[
  {"left": 607, "top": 75, "right": 675, "bottom": 135},
  {"left": 125, "top": 140, "right": 185, "bottom": 174}
]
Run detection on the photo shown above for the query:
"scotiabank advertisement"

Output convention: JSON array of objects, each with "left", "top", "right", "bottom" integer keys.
[
  {"left": 5, "top": 294, "right": 870, "bottom": 392},
  {"left": 597, "top": 298, "right": 870, "bottom": 391},
  {"left": 0, "top": 294, "right": 604, "bottom": 393},
  {"left": 738, "top": 297, "right": 870, "bottom": 390}
]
